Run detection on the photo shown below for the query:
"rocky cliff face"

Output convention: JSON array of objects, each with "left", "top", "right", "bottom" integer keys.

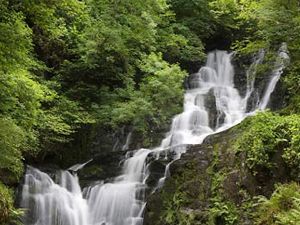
[
  {"left": 27, "top": 122, "right": 170, "bottom": 174},
  {"left": 143, "top": 120, "right": 291, "bottom": 225}
]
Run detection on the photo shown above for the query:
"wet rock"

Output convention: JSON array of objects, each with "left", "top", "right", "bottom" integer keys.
[
  {"left": 144, "top": 143, "right": 213, "bottom": 225},
  {"left": 78, "top": 150, "right": 126, "bottom": 187},
  {"left": 232, "top": 54, "right": 250, "bottom": 96},
  {"left": 203, "top": 89, "right": 218, "bottom": 128},
  {"left": 267, "top": 78, "right": 288, "bottom": 111},
  {"left": 146, "top": 160, "right": 169, "bottom": 188}
]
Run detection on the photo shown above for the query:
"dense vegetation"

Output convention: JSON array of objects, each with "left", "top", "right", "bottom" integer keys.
[{"left": 1, "top": 0, "right": 300, "bottom": 224}]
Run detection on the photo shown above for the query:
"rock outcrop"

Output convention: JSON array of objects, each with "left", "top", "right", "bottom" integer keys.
[{"left": 144, "top": 122, "right": 291, "bottom": 225}]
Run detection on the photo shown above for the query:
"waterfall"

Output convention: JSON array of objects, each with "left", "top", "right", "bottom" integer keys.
[
  {"left": 242, "top": 49, "right": 265, "bottom": 112},
  {"left": 20, "top": 166, "right": 89, "bottom": 225},
  {"left": 87, "top": 148, "right": 151, "bottom": 225},
  {"left": 259, "top": 43, "right": 290, "bottom": 109},
  {"left": 20, "top": 45, "right": 288, "bottom": 225},
  {"left": 122, "top": 131, "right": 132, "bottom": 151}
]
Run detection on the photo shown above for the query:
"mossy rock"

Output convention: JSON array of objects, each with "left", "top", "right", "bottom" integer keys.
[{"left": 144, "top": 115, "right": 300, "bottom": 225}]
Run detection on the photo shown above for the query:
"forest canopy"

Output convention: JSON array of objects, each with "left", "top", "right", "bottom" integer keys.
[{"left": 1, "top": 0, "right": 300, "bottom": 180}]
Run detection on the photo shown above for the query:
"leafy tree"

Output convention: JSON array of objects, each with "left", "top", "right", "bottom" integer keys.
[
  {"left": 97, "top": 53, "right": 187, "bottom": 145},
  {"left": 9, "top": 0, "right": 89, "bottom": 76},
  {"left": 0, "top": 118, "right": 26, "bottom": 182},
  {"left": 0, "top": 0, "right": 93, "bottom": 180},
  {"left": 0, "top": 182, "right": 21, "bottom": 225},
  {"left": 0, "top": 1, "right": 40, "bottom": 186}
]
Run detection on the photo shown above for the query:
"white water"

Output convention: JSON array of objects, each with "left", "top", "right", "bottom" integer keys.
[
  {"left": 20, "top": 46, "right": 289, "bottom": 225},
  {"left": 112, "top": 127, "right": 132, "bottom": 152},
  {"left": 21, "top": 167, "right": 89, "bottom": 225},
  {"left": 259, "top": 43, "right": 290, "bottom": 109},
  {"left": 122, "top": 131, "right": 132, "bottom": 151},
  {"left": 68, "top": 159, "right": 93, "bottom": 172},
  {"left": 242, "top": 49, "right": 265, "bottom": 111}
]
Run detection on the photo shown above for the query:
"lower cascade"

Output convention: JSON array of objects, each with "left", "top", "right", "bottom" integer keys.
[{"left": 20, "top": 46, "right": 289, "bottom": 225}]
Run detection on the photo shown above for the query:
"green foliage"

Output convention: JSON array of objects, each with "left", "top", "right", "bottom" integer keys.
[
  {"left": 210, "top": 178, "right": 238, "bottom": 224},
  {"left": 209, "top": 200, "right": 239, "bottom": 225},
  {"left": 235, "top": 0, "right": 300, "bottom": 119},
  {"left": 0, "top": 0, "right": 94, "bottom": 182},
  {"left": 38, "top": 93, "right": 95, "bottom": 147},
  {"left": 208, "top": 149, "right": 239, "bottom": 225},
  {"left": 0, "top": 69, "right": 44, "bottom": 135},
  {"left": 280, "top": 116, "right": 300, "bottom": 170},
  {"left": 257, "top": 0, "right": 300, "bottom": 48},
  {"left": 255, "top": 183, "right": 300, "bottom": 225},
  {"left": 169, "top": 0, "right": 236, "bottom": 51},
  {"left": 283, "top": 60, "right": 300, "bottom": 114},
  {"left": 97, "top": 53, "right": 186, "bottom": 145},
  {"left": 0, "top": 182, "right": 22, "bottom": 225},
  {"left": 163, "top": 192, "right": 196, "bottom": 225},
  {"left": 209, "top": 0, "right": 240, "bottom": 30},
  {"left": 160, "top": 160, "right": 205, "bottom": 225},
  {"left": 235, "top": 112, "right": 300, "bottom": 172},
  {"left": 0, "top": 1, "right": 44, "bottom": 134},
  {"left": 235, "top": 113, "right": 279, "bottom": 170},
  {"left": 169, "top": 0, "right": 215, "bottom": 39},
  {"left": 0, "top": 118, "right": 26, "bottom": 180},
  {"left": 1, "top": 0, "right": 209, "bottom": 181},
  {"left": 0, "top": 1, "right": 34, "bottom": 70},
  {"left": 0, "top": 1, "right": 44, "bottom": 180},
  {"left": 10, "top": 0, "right": 89, "bottom": 72},
  {"left": 138, "top": 53, "right": 187, "bottom": 124},
  {"left": 1, "top": 4, "right": 300, "bottom": 225},
  {"left": 232, "top": 0, "right": 300, "bottom": 55},
  {"left": 61, "top": 0, "right": 197, "bottom": 92}
]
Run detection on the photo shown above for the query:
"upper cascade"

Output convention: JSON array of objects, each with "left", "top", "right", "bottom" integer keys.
[
  {"left": 20, "top": 45, "right": 289, "bottom": 225},
  {"left": 168, "top": 50, "right": 245, "bottom": 148}
]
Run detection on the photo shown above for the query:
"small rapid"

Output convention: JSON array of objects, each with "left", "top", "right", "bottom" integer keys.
[{"left": 20, "top": 45, "right": 289, "bottom": 225}]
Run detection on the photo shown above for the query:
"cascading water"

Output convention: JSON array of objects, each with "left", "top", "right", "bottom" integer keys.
[
  {"left": 242, "top": 49, "right": 265, "bottom": 112},
  {"left": 21, "top": 166, "right": 89, "bottom": 225},
  {"left": 20, "top": 45, "right": 289, "bottom": 225},
  {"left": 259, "top": 43, "right": 290, "bottom": 109}
]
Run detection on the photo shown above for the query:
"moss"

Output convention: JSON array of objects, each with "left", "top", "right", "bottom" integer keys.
[
  {"left": 207, "top": 139, "right": 240, "bottom": 225},
  {"left": 80, "top": 164, "right": 103, "bottom": 178},
  {"left": 282, "top": 60, "right": 300, "bottom": 114},
  {"left": 143, "top": 144, "right": 214, "bottom": 225},
  {"left": 255, "top": 51, "right": 277, "bottom": 79},
  {"left": 159, "top": 160, "right": 208, "bottom": 225}
]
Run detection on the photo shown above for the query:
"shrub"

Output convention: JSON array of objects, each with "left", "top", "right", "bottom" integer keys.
[
  {"left": 0, "top": 182, "right": 21, "bottom": 225},
  {"left": 235, "top": 112, "right": 300, "bottom": 172},
  {"left": 255, "top": 183, "right": 300, "bottom": 225}
]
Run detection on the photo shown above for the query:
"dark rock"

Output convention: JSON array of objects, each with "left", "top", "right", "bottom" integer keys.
[
  {"left": 144, "top": 143, "right": 213, "bottom": 225},
  {"left": 146, "top": 160, "right": 169, "bottom": 188},
  {"left": 232, "top": 54, "right": 251, "bottom": 97},
  {"left": 26, "top": 119, "right": 169, "bottom": 172},
  {"left": 202, "top": 89, "right": 218, "bottom": 128},
  {"left": 267, "top": 78, "right": 288, "bottom": 111},
  {"left": 78, "top": 150, "right": 126, "bottom": 187}
]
